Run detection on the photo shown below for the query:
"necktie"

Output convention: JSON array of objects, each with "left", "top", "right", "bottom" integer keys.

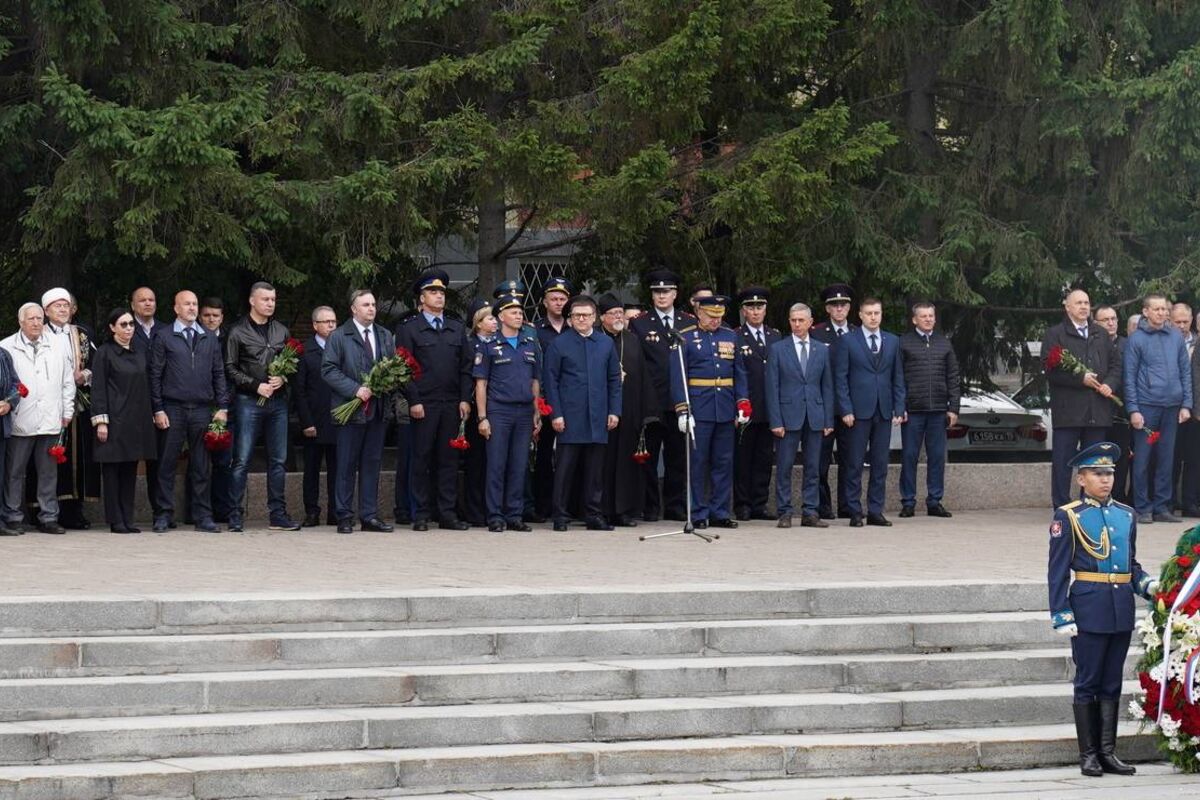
[
  {"left": 1078, "top": 326, "right": 1087, "bottom": 339},
  {"left": 663, "top": 315, "right": 672, "bottom": 331},
  {"left": 923, "top": 334, "right": 930, "bottom": 346},
  {"left": 185, "top": 328, "right": 194, "bottom": 351},
  {"left": 363, "top": 327, "right": 373, "bottom": 362},
  {"left": 433, "top": 317, "right": 442, "bottom": 331},
  {"left": 836, "top": 328, "right": 844, "bottom": 338},
  {"left": 755, "top": 330, "right": 764, "bottom": 347},
  {"left": 799, "top": 340, "right": 808, "bottom": 374},
  {"left": 870, "top": 333, "right": 879, "bottom": 353}
]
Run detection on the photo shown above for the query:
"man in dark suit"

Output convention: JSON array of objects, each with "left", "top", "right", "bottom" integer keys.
[
  {"left": 766, "top": 303, "right": 834, "bottom": 528},
  {"left": 733, "top": 287, "right": 781, "bottom": 520},
  {"left": 834, "top": 297, "right": 906, "bottom": 527},
  {"left": 197, "top": 297, "right": 234, "bottom": 523},
  {"left": 295, "top": 305, "right": 338, "bottom": 527},
  {"left": 810, "top": 283, "right": 856, "bottom": 519},
  {"left": 394, "top": 269, "right": 473, "bottom": 531},
  {"left": 629, "top": 269, "right": 695, "bottom": 521},
  {"left": 322, "top": 290, "right": 396, "bottom": 534},
  {"left": 1042, "top": 289, "right": 1121, "bottom": 509},
  {"left": 128, "top": 286, "right": 169, "bottom": 522}
]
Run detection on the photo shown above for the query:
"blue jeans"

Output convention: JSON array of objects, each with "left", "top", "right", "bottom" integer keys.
[
  {"left": 1132, "top": 405, "right": 1179, "bottom": 515},
  {"left": 230, "top": 393, "right": 289, "bottom": 522},
  {"left": 900, "top": 411, "right": 950, "bottom": 509},
  {"left": 775, "top": 426, "right": 824, "bottom": 517}
]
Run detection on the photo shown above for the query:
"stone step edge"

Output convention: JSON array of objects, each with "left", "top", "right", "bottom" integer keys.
[
  {"left": 0, "top": 681, "right": 1136, "bottom": 766},
  {"left": 0, "top": 582, "right": 1049, "bottom": 638},
  {"left": 0, "top": 724, "right": 1161, "bottom": 798}
]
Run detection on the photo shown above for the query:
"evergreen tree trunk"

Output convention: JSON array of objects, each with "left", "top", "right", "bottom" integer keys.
[
  {"left": 903, "top": 48, "right": 940, "bottom": 250},
  {"left": 477, "top": 183, "right": 507, "bottom": 295}
]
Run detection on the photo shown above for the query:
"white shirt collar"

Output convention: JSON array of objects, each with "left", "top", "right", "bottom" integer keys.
[
  {"left": 792, "top": 334, "right": 809, "bottom": 345},
  {"left": 353, "top": 319, "right": 373, "bottom": 337},
  {"left": 314, "top": 334, "right": 327, "bottom": 349}
]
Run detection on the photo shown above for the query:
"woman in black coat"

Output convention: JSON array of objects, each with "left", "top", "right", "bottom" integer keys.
[
  {"left": 91, "top": 309, "right": 158, "bottom": 533},
  {"left": 459, "top": 301, "right": 497, "bottom": 527}
]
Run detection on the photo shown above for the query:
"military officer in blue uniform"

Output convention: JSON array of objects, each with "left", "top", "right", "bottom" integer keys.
[
  {"left": 474, "top": 294, "right": 542, "bottom": 533},
  {"left": 670, "top": 295, "right": 746, "bottom": 529},
  {"left": 1048, "top": 441, "right": 1157, "bottom": 777},
  {"left": 533, "top": 276, "right": 573, "bottom": 520},
  {"left": 733, "top": 286, "right": 781, "bottom": 520}
]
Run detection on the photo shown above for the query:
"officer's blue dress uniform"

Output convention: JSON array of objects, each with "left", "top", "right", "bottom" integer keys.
[
  {"left": 474, "top": 296, "right": 542, "bottom": 527},
  {"left": 1048, "top": 442, "right": 1155, "bottom": 776},
  {"left": 669, "top": 296, "right": 748, "bottom": 525}
]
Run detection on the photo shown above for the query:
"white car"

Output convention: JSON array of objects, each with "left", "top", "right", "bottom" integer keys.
[{"left": 889, "top": 387, "right": 1049, "bottom": 452}]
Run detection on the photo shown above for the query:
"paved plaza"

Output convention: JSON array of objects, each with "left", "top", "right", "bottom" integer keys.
[{"left": 0, "top": 508, "right": 1185, "bottom": 596}]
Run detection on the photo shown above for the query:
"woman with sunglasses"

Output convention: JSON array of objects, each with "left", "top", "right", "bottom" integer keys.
[{"left": 90, "top": 309, "right": 157, "bottom": 533}]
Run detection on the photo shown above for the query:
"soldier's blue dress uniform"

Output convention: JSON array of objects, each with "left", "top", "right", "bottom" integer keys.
[
  {"left": 1047, "top": 441, "right": 1153, "bottom": 776},
  {"left": 474, "top": 295, "right": 542, "bottom": 530},
  {"left": 669, "top": 296, "right": 747, "bottom": 527}
]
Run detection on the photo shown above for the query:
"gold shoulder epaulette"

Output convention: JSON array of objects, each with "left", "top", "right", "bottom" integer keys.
[
  {"left": 1057, "top": 500, "right": 1083, "bottom": 512},
  {"left": 678, "top": 324, "right": 697, "bottom": 333}
]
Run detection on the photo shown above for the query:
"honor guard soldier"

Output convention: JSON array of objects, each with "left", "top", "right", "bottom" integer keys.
[
  {"left": 473, "top": 294, "right": 543, "bottom": 533},
  {"left": 1048, "top": 442, "right": 1156, "bottom": 777},
  {"left": 395, "top": 269, "right": 473, "bottom": 531},
  {"left": 733, "top": 286, "right": 781, "bottom": 520},
  {"left": 630, "top": 269, "right": 695, "bottom": 521},
  {"left": 811, "top": 283, "right": 857, "bottom": 518},
  {"left": 670, "top": 294, "right": 746, "bottom": 529},
  {"left": 533, "top": 276, "right": 573, "bottom": 521}
]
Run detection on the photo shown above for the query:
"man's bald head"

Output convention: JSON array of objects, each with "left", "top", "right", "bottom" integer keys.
[
  {"left": 174, "top": 290, "right": 199, "bottom": 324},
  {"left": 1063, "top": 289, "right": 1091, "bottom": 326}
]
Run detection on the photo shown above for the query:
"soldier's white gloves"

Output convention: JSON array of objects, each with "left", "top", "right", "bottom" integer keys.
[
  {"left": 1054, "top": 623, "right": 1078, "bottom": 637},
  {"left": 678, "top": 414, "right": 696, "bottom": 434}
]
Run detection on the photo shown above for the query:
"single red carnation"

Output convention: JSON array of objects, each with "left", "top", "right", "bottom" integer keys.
[
  {"left": 737, "top": 399, "right": 752, "bottom": 416},
  {"left": 448, "top": 435, "right": 470, "bottom": 451},
  {"left": 48, "top": 444, "right": 67, "bottom": 465},
  {"left": 16, "top": 383, "right": 28, "bottom": 398},
  {"left": 1178, "top": 555, "right": 1194, "bottom": 569},
  {"left": 1148, "top": 430, "right": 1162, "bottom": 446},
  {"left": 537, "top": 397, "right": 553, "bottom": 416},
  {"left": 632, "top": 451, "right": 651, "bottom": 464}
]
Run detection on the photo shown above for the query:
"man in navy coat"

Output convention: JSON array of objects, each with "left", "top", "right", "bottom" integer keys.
[
  {"left": 322, "top": 290, "right": 396, "bottom": 534},
  {"left": 834, "top": 297, "right": 906, "bottom": 527},
  {"left": 544, "top": 295, "right": 622, "bottom": 531},
  {"left": 766, "top": 303, "right": 834, "bottom": 528},
  {"left": 295, "top": 305, "right": 339, "bottom": 527}
]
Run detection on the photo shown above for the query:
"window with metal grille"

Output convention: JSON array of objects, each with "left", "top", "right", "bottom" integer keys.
[{"left": 518, "top": 259, "right": 570, "bottom": 321}]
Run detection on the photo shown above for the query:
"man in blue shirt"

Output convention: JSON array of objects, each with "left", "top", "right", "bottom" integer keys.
[
  {"left": 474, "top": 295, "right": 542, "bottom": 533},
  {"left": 543, "top": 295, "right": 621, "bottom": 531}
]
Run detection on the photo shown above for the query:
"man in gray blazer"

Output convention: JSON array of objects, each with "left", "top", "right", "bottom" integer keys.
[
  {"left": 765, "top": 303, "right": 835, "bottom": 528},
  {"left": 322, "top": 290, "right": 396, "bottom": 534}
]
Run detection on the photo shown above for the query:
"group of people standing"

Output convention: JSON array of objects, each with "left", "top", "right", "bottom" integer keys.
[{"left": 0, "top": 270, "right": 968, "bottom": 535}]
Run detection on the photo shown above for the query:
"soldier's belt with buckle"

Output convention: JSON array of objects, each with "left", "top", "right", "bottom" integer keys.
[
  {"left": 688, "top": 378, "right": 733, "bottom": 387},
  {"left": 1074, "top": 571, "right": 1131, "bottom": 584}
]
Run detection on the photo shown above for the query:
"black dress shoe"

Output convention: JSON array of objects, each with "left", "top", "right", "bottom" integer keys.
[
  {"left": 362, "top": 518, "right": 394, "bottom": 532},
  {"left": 439, "top": 520, "right": 470, "bottom": 531},
  {"left": 694, "top": 519, "right": 708, "bottom": 529},
  {"left": 302, "top": 513, "right": 321, "bottom": 528},
  {"left": 736, "top": 510, "right": 750, "bottom": 521},
  {"left": 553, "top": 520, "right": 569, "bottom": 531},
  {"left": 613, "top": 515, "right": 638, "bottom": 527},
  {"left": 848, "top": 514, "right": 864, "bottom": 527},
  {"left": 488, "top": 520, "right": 505, "bottom": 533},
  {"left": 152, "top": 518, "right": 170, "bottom": 533},
  {"left": 866, "top": 513, "right": 892, "bottom": 527},
  {"left": 227, "top": 518, "right": 244, "bottom": 533},
  {"left": 337, "top": 520, "right": 355, "bottom": 534},
  {"left": 109, "top": 524, "right": 132, "bottom": 534},
  {"left": 194, "top": 520, "right": 219, "bottom": 533},
  {"left": 412, "top": 520, "right": 429, "bottom": 531},
  {"left": 126, "top": 526, "right": 142, "bottom": 533},
  {"left": 523, "top": 512, "right": 546, "bottom": 523},
  {"left": 584, "top": 517, "right": 614, "bottom": 531},
  {"left": 899, "top": 506, "right": 915, "bottom": 518},
  {"left": 642, "top": 514, "right": 660, "bottom": 523},
  {"left": 709, "top": 518, "right": 738, "bottom": 529},
  {"left": 63, "top": 517, "right": 91, "bottom": 530},
  {"left": 927, "top": 504, "right": 953, "bottom": 518},
  {"left": 0, "top": 524, "right": 22, "bottom": 536},
  {"left": 39, "top": 523, "right": 66, "bottom": 535},
  {"left": 750, "top": 511, "right": 774, "bottom": 521},
  {"left": 801, "top": 515, "right": 829, "bottom": 528},
  {"left": 507, "top": 520, "right": 532, "bottom": 532},
  {"left": 818, "top": 511, "right": 835, "bottom": 521}
]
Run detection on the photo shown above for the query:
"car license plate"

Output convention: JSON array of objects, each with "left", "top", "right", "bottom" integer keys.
[{"left": 969, "top": 429, "right": 1017, "bottom": 444}]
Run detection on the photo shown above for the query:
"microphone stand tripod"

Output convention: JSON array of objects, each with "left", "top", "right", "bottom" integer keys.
[{"left": 641, "top": 328, "right": 718, "bottom": 543}]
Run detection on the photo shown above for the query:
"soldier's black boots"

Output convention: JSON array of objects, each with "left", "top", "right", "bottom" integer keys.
[
  {"left": 1073, "top": 702, "right": 1103, "bottom": 777},
  {"left": 1098, "top": 699, "right": 1136, "bottom": 775}
]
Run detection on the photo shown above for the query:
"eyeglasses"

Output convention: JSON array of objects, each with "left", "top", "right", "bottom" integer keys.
[
  {"left": 116, "top": 321, "right": 135, "bottom": 328},
  {"left": 571, "top": 312, "right": 596, "bottom": 319},
  {"left": 314, "top": 319, "right": 337, "bottom": 324}
]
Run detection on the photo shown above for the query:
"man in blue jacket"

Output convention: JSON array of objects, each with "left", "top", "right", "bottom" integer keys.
[
  {"left": 766, "top": 303, "right": 833, "bottom": 528},
  {"left": 322, "top": 290, "right": 396, "bottom": 534},
  {"left": 834, "top": 297, "right": 906, "bottom": 527},
  {"left": 149, "top": 290, "right": 229, "bottom": 533},
  {"left": 1123, "top": 292, "right": 1193, "bottom": 523},
  {"left": 544, "top": 295, "right": 622, "bottom": 531},
  {"left": 0, "top": 346, "right": 20, "bottom": 536}
]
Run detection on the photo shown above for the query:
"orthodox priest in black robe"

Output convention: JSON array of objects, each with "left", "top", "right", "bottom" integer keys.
[{"left": 598, "top": 294, "right": 657, "bottom": 526}]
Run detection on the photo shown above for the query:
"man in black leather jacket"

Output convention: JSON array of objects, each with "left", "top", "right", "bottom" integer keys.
[{"left": 224, "top": 281, "right": 301, "bottom": 532}]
